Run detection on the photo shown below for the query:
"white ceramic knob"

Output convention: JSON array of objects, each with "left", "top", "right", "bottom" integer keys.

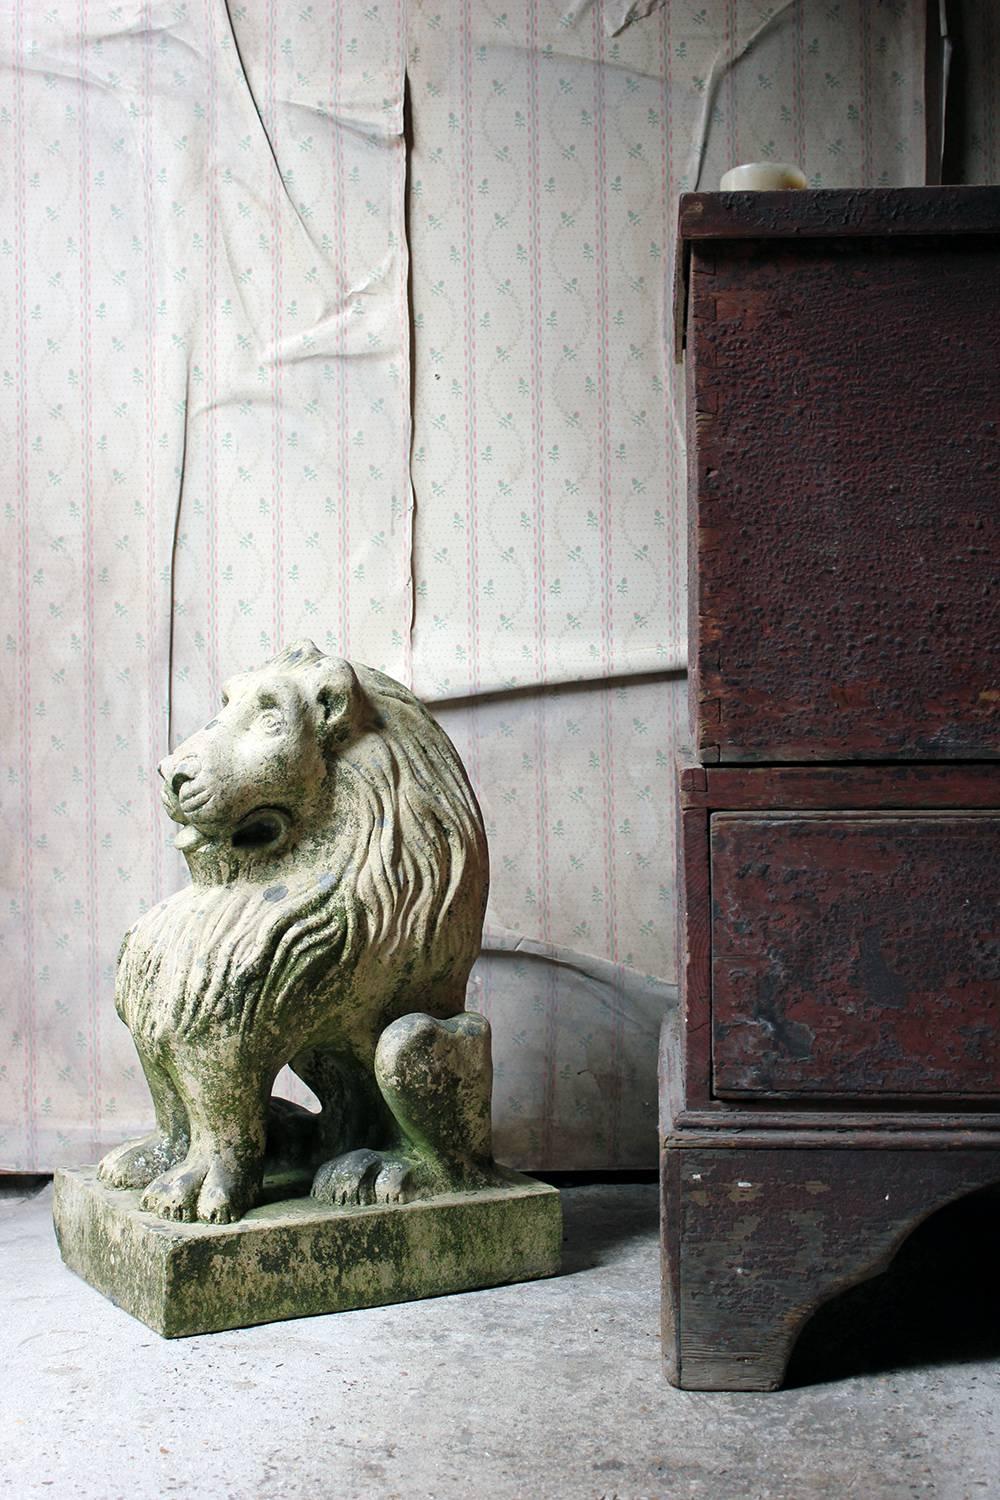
[{"left": 719, "top": 161, "right": 807, "bottom": 191}]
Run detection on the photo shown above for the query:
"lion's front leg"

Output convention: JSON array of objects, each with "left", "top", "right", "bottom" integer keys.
[
  {"left": 98, "top": 1051, "right": 190, "bottom": 1190},
  {"left": 139, "top": 1044, "right": 270, "bottom": 1225}
]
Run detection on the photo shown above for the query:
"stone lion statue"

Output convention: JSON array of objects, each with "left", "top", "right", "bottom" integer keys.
[{"left": 98, "top": 641, "right": 495, "bottom": 1224}]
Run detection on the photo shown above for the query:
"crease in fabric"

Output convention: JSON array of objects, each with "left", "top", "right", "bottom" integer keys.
[
  {"left": 683, "top": 1, "right": 797, "bottom": 190},
  {"left": 483, "top": 923, "right": 678, "bottom": 1018}
]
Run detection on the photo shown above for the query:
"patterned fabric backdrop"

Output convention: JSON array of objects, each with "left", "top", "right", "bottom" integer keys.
[{"left": 1, "top": 0, "right": 928, "bottom": 1172}]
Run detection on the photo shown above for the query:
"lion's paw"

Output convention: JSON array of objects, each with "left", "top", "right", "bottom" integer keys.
[
  {"left": 196, "top": 1159, "right": 257, "bottom": 1225},
  {"left": 140, "top": 1154, "right": 259, "bottom": 1224},
  {"left": 311, "top": 1147, "right": 383, "bottom": 1207},
  {"left": 98, "top": 1132, "right": 183, "bottom": 1191},
  {"left": 372, "top": 1155, "right": 416, "bottom": 1204},
  {"left": 312, "top": 1148, "right": 423, "bottom": 1207},
  {"left": 140, "top": 1158, "right": 209, "bottom": 1222}
]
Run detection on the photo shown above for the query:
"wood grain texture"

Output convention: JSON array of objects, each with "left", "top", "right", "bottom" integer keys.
[
  {"left": 674, "top": 759, "right": 1000, "bottom": 1119},
  {"left": 661, "top": 1009, "right": 1000, "bottom": 1141},
  {"left": 672, "top": 189, "right": 1000, "bottom": 358},
  {"left": 687, "top": 227, "right": 1000, "bottom": 762},
  {"left": 660, "top": 1146, "right": 682, "bottom": 1387},
  {"left": 661, "top": 1142, "right": 1000, "bottom": 1390},
  {"left": 711, "top": 813, "right": 1000, "bottom": 1098},
  {"left": 679, "top": 186, "right": 1000, "bottom": 242},
  {"left": 678, "top": 801, "right": 712, "bottom": 1110},
  {"left": 679, "top": 761, "right": 999, "bottom": 811},
  {"left": 667, "top": 190, "right": 1000, "bottom": 1391}
]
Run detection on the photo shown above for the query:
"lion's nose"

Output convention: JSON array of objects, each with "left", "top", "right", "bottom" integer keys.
[
  {"left": 171, "top": 766, "right": 196, "bottom": 796},
  {"left": 160, "top": 758, "right": 198, "bottom": 796}
]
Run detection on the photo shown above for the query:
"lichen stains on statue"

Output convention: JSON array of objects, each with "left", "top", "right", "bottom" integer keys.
[{"left": 98, "top": 641, "right": 496, "bottom": 1226}]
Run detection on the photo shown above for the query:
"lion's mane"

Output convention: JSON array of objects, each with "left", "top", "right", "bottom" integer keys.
[
  {"left": 117, "top": 650, "right": 488, "bottom": 1059},
  {"left": 337, "top": 662, "right": 488, "bottom": 967}
]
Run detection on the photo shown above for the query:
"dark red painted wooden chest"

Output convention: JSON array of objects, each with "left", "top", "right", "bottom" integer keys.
[
  {"left": 663, "top": 188, "right": 1000, "bottom": 1392},
  {"left": 679, "top": 188, "right": 1000, "bottom": 764},
  {"left": 711, "top": 809, "right": 1000, "bottom": 1099}
]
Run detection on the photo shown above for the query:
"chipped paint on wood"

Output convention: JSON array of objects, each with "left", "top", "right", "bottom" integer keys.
[
  {"left": 710, "top": 813, "right": 1000, "bottom": 1098},
  {"left": 661, "top": 1140, "right": 1000, "bottom": 1391},
  {"left": 685, "top": 203, "right": 1000, "bottom": 763}
]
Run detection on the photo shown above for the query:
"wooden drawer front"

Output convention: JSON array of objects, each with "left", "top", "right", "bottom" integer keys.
[
  {"left": 711, "top": 813, "right": 1000, "bottom": 1099},
  {"left": 690, "top": 238, "right": 1000, "bottom": 763}
]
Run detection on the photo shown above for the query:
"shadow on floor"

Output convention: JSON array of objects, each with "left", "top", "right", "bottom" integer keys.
[
  {"left": 786, "top": 1187, "right": 1000, "bottom": 1387},
  {"left": 0, "top": 1174, "right": 51, "bottom": 1200},
  {"left": 0, "top": 1169, "right": 663, "bottom": 1272},
  {"left": 537, "top": 1171, "right": 661, "bottom": 1273}
]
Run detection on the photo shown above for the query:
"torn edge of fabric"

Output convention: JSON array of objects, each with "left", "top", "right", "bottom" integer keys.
[{"left": 482, "top": 921, "right": 678, "bottom": 1026}]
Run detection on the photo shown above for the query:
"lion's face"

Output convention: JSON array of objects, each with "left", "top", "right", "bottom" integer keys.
[{"left": 159, "top": 642, "right": 360, "bottom": 861}]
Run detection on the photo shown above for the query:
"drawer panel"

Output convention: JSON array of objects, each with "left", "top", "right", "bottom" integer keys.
[
  {"left": 711, "top": 813, "right": 1000, "bottom": 1098},
  {"left": 688, "top": 237, "right": 1000, "bottom": 763}
]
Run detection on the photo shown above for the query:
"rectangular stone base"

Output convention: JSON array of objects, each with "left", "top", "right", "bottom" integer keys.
[{"left": 53, "top": 1166, "right": 562, "bottom": 1338}]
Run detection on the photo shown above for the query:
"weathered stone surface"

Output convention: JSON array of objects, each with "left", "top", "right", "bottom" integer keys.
[
  {"left": 93, "top": 641, "right": 500, "bottom": 1225},
  {"left": 57, "top": 643, "right": 558, "bottom": 1334},
  {"left": 53, "top": 1166, "right": 562, "bottom": 1338}
]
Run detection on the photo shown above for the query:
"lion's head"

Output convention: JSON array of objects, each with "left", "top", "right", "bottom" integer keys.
[
  {"left": 159, "top": 642, "right": 367, "bottom": 860},
  {"left": 156, "top": 641, "right": 488, "bottom": 968}
]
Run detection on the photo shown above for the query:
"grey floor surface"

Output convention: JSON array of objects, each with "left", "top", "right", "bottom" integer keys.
[{"left": 2, "top": 1177, "right": 999, "bottom": 1500}]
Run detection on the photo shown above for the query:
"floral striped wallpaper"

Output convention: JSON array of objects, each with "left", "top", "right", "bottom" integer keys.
[{"left": 1, "top": 0, "right": 928, "bottom": 1172}]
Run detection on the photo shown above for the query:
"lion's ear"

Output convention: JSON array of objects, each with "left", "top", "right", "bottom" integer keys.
[
  {"left": 313, "top": 659, "right": 361, "bottom": 745},
  {"left": 273, "top": 639, "right": 323, "bottom": 669}
]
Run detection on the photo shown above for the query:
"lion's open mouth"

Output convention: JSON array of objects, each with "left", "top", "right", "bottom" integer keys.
[{"left": 230, "top": 807, "right": 292, "bottom": 853}]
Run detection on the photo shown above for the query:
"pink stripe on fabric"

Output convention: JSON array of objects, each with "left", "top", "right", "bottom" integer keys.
[
  {"left": 332, "top": 3, "right": 350, "bottom": 659},
  {"left": 593, "top": 4, "right": 621, "bottom": 1162},
  {"left": 860, "top": 0, "right": 874, "bottom": 186},
  {"left": 660, "top": 5, "right": 681, "bottom": 644},
  {"left": 793, "top": 0, "right": 806, "bottom": 174},
  {"left": 660, "top": 8, "right": 681, "bottom": 890},
  {"left": 527, "top": 4, "right": 545, "bottom": 689},
  {"left": 526, "top": 0, "right": 556, "bottom": 1159},
  {"left": 592, "top": 19, "right": 612, "bottom": 686},
  {"left": 656, "top": 11, "right": 680, "bottom": 990},
  {"left": 79, "top": 0, "right": 101, "bottom": 1154},
  {"left": 458, "top": 6, "right": 484, "bottom": 1017},
  {"left": 460, "top": 0, "right": 480, "bottom": 693},
  {"left": 395, "top": 0, "right": 412, "bottom": 687},
  {"left": 726, "top": 0, "right": 738, "bottom": 172},
  {"left": 268, "top": 0, "right": 284, "bottom": 652},
  {"left": 204, "top": 0, "right": 219, "bottom": 701},
  {"left": 144, "top": 0, "right": 163, "bottom": 904},
  {"left": 14, "top": 0, "right": 37, "bottom": 1167}
]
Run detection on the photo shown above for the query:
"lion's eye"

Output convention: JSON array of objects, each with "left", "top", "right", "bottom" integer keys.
[{"left": 259, "top": 708, "right": 284, "bottom": 734}]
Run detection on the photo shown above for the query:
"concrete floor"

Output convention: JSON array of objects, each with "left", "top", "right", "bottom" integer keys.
[{"left": 2, "top": 1177, "right": 999, "bottom": 1500}]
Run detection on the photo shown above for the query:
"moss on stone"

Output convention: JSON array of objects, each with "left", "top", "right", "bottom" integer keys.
[{"left": 53, "top": 1166, "right": 562, "bottom": 1338}]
